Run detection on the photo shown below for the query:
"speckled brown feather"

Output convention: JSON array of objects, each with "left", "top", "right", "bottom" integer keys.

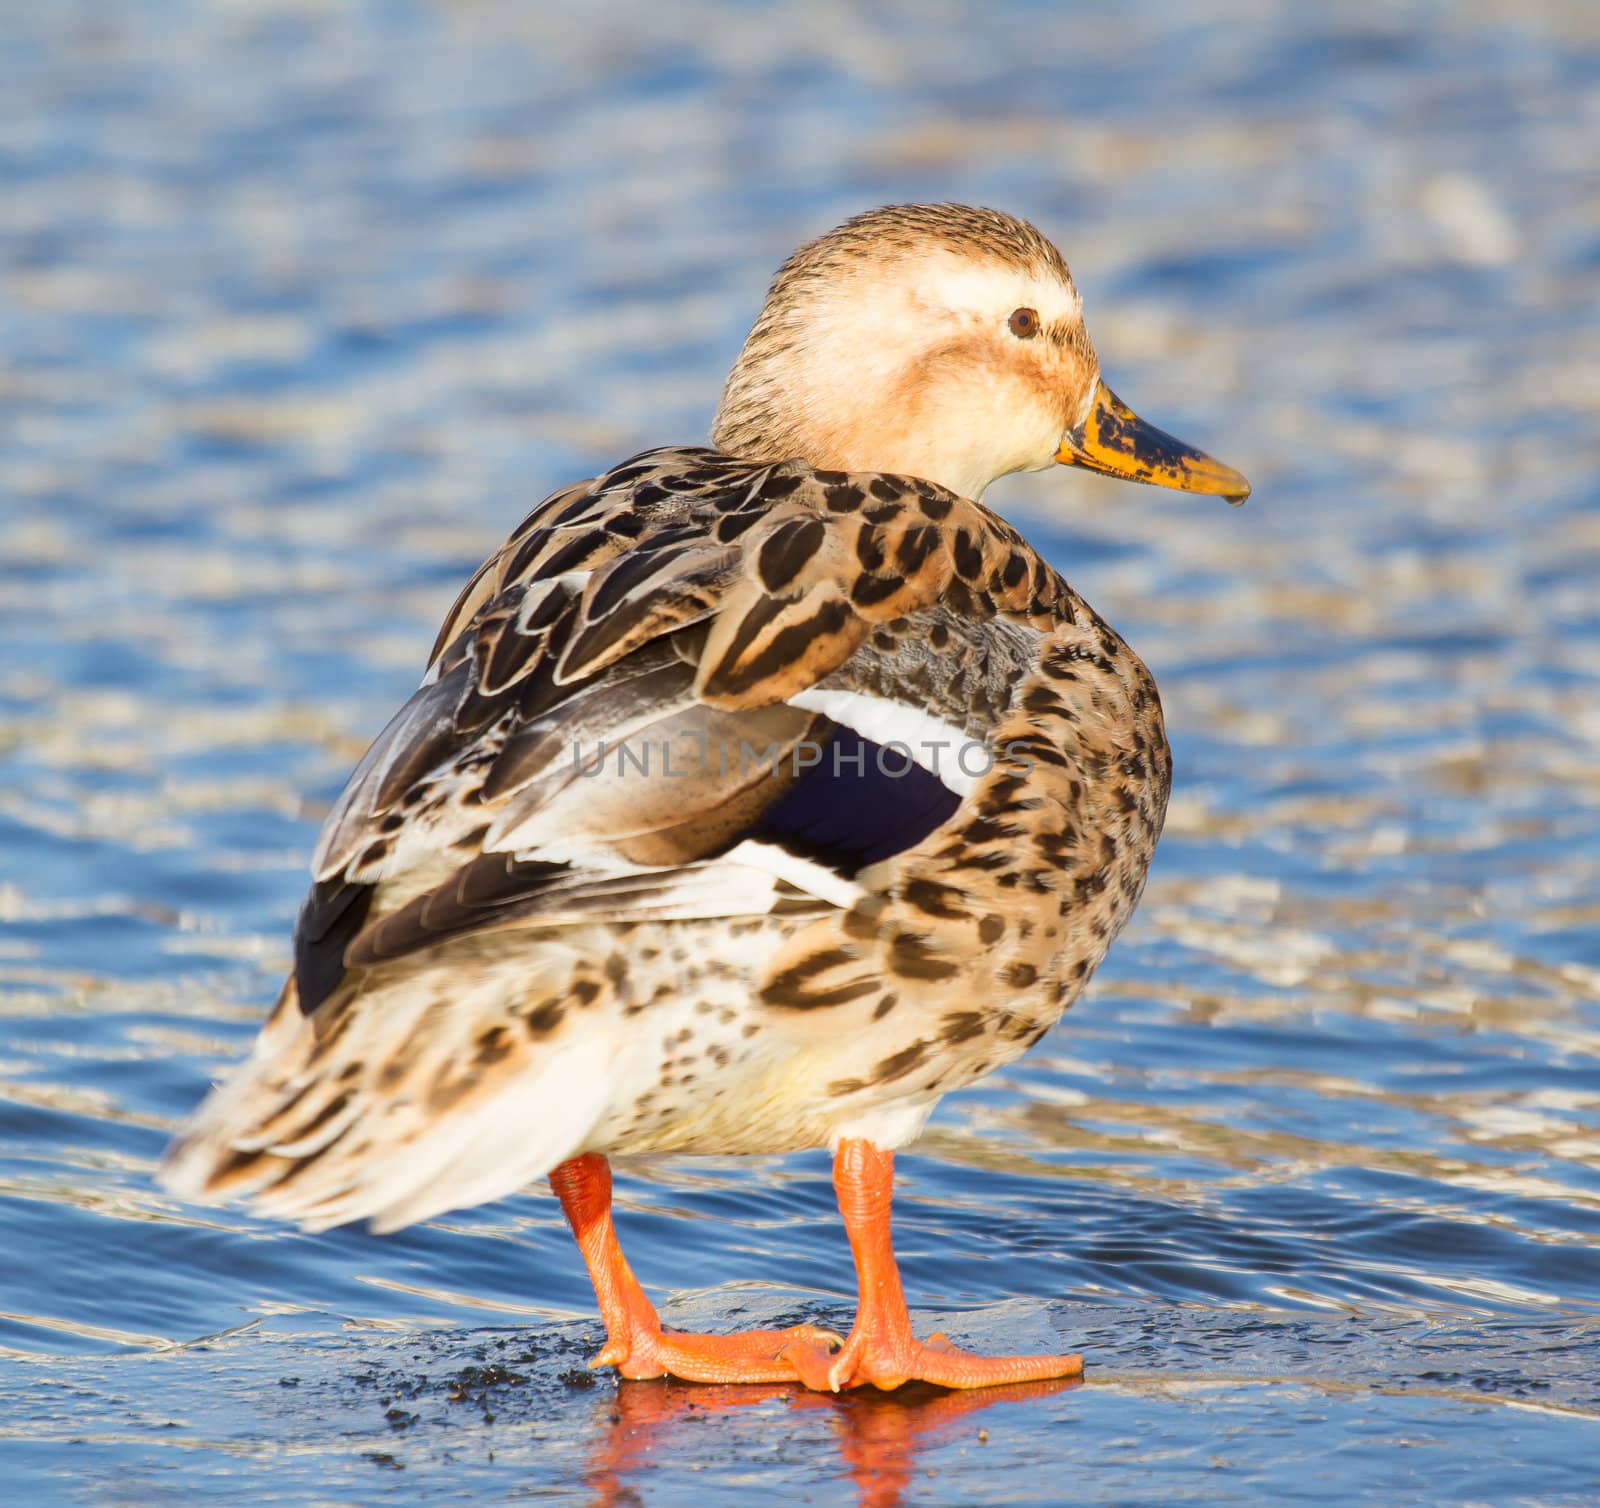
[{"left": 163, "top": 441, "right": 1170, "bottom": 1223}]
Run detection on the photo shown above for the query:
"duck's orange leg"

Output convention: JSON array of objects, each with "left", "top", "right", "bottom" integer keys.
[
  {"left": 782, "top": 1139, "right": 1085, "bottom": 1392},
  {"left": 549, "top": 1153, "right": 841, "bottom": 1383}
]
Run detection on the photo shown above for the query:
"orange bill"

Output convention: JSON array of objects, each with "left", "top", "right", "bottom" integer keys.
[{"left": 1056, "top": 380, "right": 1251, "bottom": 504}]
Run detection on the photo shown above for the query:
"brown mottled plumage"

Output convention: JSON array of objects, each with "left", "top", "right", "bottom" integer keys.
[{"left": 164, "top": 204, "right": 1248, "bottom": 1390}]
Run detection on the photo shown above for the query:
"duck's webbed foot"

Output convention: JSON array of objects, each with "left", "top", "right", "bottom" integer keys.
[
  {"left": 779, "top": 1139, "right": 1085, "bottom": 1392},
  {"left": 550, "top": 1153, "right": 843, "bottom": 1384}
]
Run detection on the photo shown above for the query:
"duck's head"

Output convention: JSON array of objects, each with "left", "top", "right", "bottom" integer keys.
[{"left": 712, "top": 203, "right": 1249, "bottom": 506}]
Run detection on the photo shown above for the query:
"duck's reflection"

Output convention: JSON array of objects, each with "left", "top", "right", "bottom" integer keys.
[{"left": 586, "top": 1373, "right": 1082, "bottom": 1508}]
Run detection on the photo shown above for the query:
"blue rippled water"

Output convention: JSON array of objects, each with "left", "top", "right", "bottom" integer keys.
[{"left": 2, "top": 1, "right": 1598, "bottom": 1502}]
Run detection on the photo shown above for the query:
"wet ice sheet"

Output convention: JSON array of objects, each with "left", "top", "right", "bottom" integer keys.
[{"left": 5, "top": 1306, "right": 1599, "bottom": 1505}]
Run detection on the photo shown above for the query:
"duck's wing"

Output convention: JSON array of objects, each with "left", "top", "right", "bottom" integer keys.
[{"left": 295, "top": 446, "right": 1075, "bottom": 1018}]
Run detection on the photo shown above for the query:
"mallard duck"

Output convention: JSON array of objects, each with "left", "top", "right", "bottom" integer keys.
[{"left": 163, "top": 204, "right": 1248, "bottom": 1391}]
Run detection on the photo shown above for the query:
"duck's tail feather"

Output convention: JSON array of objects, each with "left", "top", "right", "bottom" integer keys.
[{"left": 159, "top": 949, "right": 616, "bottom": 1232}]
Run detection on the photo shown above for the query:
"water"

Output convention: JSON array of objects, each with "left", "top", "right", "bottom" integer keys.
[{"left": 2, "top": 0, "right": 1598, "bottom": 1501}]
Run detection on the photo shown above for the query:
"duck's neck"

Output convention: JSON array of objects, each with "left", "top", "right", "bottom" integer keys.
[
  {"left": 713, "top": 400, "right": 994, "bottom": 501},
  {"left": 710, "top": 303, "right": 1017, "bottom": 501}
]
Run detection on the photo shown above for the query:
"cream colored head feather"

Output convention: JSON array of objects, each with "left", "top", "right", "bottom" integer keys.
[{"left": 712, "top": 204, "right": 1100, "bottom": 501}]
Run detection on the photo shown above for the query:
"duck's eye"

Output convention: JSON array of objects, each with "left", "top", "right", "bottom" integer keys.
[{"left": 1008, "top": 307, "right": 1039, "bottom": 339}]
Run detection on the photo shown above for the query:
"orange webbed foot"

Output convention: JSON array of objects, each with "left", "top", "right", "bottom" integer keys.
[
  {"left": 550, "top": 1150, "right": 846, "bottom": 1384},
  {"left": 780, "top": 1324, "right": 1083, "bottom": 1392},
  {"left": 779, "top": 1138, "right": 1086, "bottom": 1391},
  {"left": 594, "top": 1321, "right": 845, "bottom": 1384}
]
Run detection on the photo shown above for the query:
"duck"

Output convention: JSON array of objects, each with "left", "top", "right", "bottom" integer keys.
[{"left": 162, "top": 203, "right": 1249, "bottom": 1392}]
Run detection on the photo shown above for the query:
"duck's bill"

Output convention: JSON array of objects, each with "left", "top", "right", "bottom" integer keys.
[{"left": 1056, "top": 381, "right": 1250, "bottom": 504}]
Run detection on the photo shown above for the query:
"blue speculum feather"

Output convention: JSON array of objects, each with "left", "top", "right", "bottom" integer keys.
[{"left": 749, "top": 724, "right": 961, "bottom": 874}]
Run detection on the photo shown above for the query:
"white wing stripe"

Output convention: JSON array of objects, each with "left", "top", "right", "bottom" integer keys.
[
  {"left": 722, "top": 840, "right": 865, "bottom": 909},
  {"left": 784, "top": 688, "right": 981, "bottom": 798}
]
